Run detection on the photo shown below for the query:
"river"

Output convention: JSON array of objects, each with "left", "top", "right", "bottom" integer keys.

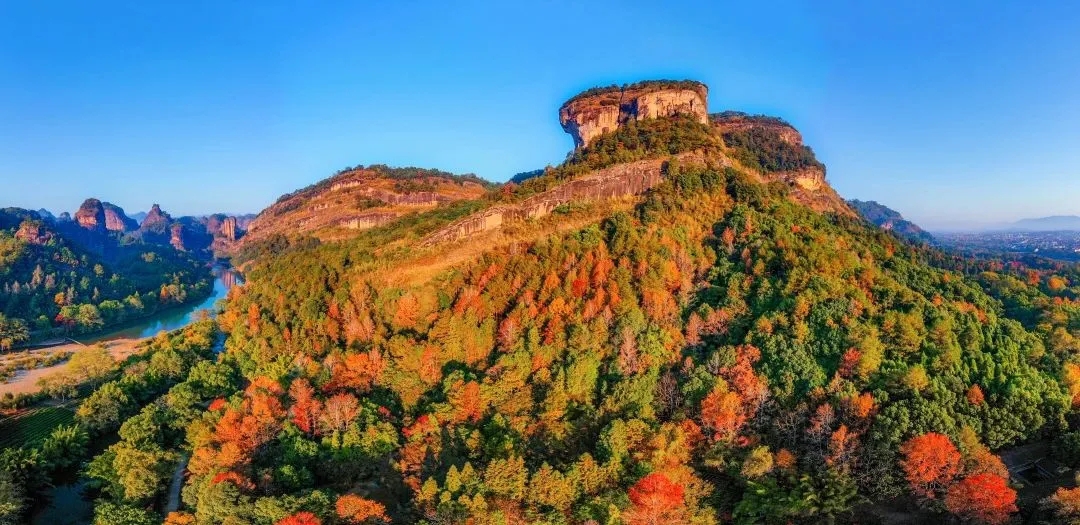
[
  {"left": 27, "top": 266, "right": 241, "bottom": 525},
  {"left": 84, "top": 265, "right": 242, "bottom": 343}
]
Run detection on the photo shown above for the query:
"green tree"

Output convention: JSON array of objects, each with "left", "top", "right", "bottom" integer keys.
[
  {"left": 0, "top": 315, "right": 29, "bottom": 352},
  {"left": 77, "top": 382, "right": 133, "bottom": 433}
]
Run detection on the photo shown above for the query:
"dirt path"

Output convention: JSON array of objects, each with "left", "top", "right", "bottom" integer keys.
[
  {"left": 165, "top": 454, "right": 189, "bottom": 514},
  {"left": 0, "top": 338, "right": 145, "bottom": 396}
]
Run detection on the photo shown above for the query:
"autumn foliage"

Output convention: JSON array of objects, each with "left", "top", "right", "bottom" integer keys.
[
  {"left": 899, "top": 432, "right": 962, "bottom": 498},
  {"left": 276, "top": 512, "right": 322, "bottom": 525},
  {"left": 624, "top": 472, "right": 687, "bottom": 524},
  {"left": 336, "top": 494, "right": 389, "bottom": 523},
  {"left": 944, "top": 473, "right": 1017, "bottom": 524}
]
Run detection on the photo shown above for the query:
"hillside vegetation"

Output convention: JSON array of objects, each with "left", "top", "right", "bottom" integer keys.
[
  {"left": 11, "top": 88, "right": 1080, "bottom": 525},
  {"left": 60, "top": 110, "right": 1080, "bottom": 525},
  {"left": 0, "top": 210, "right": 212, "bottom": 342}
]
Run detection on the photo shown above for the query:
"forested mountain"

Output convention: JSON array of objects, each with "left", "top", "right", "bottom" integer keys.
[
  {"left": 10, "top": 80, "right": 1080, "bottom": 525},
  {"left": 848, "top": 199, "right": 935, "bottom": 244},
  {"left": 0, "top": 207, "right": 213, "bottom": 342}
]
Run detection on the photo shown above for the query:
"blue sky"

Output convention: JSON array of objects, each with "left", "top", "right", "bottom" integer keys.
[{"left": 2, "top": 1, "right": 1080, "bottom": 230}]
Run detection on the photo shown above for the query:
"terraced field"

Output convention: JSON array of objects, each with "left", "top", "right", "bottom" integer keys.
[{"left": 0, "top": 405, "right": 75, "bottom": 448}]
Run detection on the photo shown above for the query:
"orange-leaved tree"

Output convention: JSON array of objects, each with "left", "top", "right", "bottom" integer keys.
[
  {"left": 336, "top": 493, "right": 389, "bottom": 523},
  {"left": 899, "top": 432, "right": 962, "bottom": 499},
  {"left": 623, "top": 472, "right": 686, "bottom": 525},
  {"left": 1046, "top": 486, "right": 1080, "bottom": 522},
  {"left": 700, "top": 384, "right": 745, "bottom": 442}
]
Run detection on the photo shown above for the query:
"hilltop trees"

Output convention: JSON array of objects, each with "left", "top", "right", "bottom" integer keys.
[
  {"left": 62, "top": 113, "right": 1080, "bottom": 523},
  {"left": 177, "top": 156, "right": 1057, "bottom": 523}
]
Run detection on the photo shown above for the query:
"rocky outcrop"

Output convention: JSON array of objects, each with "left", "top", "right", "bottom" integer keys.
[
  {"left": 423, "top": 153, "right": 707, "bottom": 246},
  {"left": 848, "top": 200, "right": 934, "bottom": 243},
  {"left": 15, "top": 221, "right": 51, "bottom": 245},
  {"left": 773, "top": 167, "right": 854, "bottom": 218},
  {"left": 340, "top": 212, "right": 398, "bottom": 230},
  {"left": 170, "top": 223, "right": 187, "bottom": 251},
  {"left": 711, "top": 112, "right": 803, "bottom": 146},
  {"left": 102, "top": 203, "right": 138, "bottom": 232},
  {"left": 243, "top": 167, "right": 488, "bottom": 245},
  {"left": 221, "top": 216, "right": 239, "bottom": 241},
  {"left": 140, "top": 204, "right": 172, "bottom": 233},
  {"left": 560, "top": 80, "right": 708, "bottom": 148},
  {"left": 74, "top": 199, "right": 107, "bottom": 232}
]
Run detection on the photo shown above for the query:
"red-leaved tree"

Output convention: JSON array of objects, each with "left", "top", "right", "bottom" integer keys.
[
  {"left": 623, "top": 472, "right": 686, "bottom": 525},
  {"left": 276, "top": 512, "right": 321, "bottom": 525},
  {"left": 944, "top": 473, "right": 1017, "bottom": 524}
]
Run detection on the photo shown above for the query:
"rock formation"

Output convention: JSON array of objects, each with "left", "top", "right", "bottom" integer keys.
[
  {"left": 74, "top": 198, "right": 107, "bottom": 232},
  {"left": 170, "top": 223, "right": 187, "bottom": 251},
  {"left": 559, "top": 80, "right": 708, "bottom": 148},
  {"left": 102, "top": 202, "right": 139, "bottom": 232},
  {"left": 423, "top": 153, "right": 707, "bottom": 245},
  {"left": 711, "top": 112, "right": 804, "bottom": 145},
  {"left": 15, "top": 220, "right": 51, "bottom": 245},
  {"left": 848, "top": 200, "right": 934, "bottom": 243},
  {"left": 221, "top": 216, "right": 238, "bottom": 241},
  {"left": 140, "top": 204, "right": 172, "bottom": 233},
  {"left": 242, "top": 166, "right": 488, "bottom": 244}
]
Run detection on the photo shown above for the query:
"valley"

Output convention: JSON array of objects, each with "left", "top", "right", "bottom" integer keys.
[
  {"left": 3, "top": 79, "right": 1080, "bottom": 525},
  {"left": 0, "top": 265, "right": 240, "bottom": 396}
]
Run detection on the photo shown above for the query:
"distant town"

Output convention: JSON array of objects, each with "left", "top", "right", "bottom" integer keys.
[{"left": 936, "top": 230, "right": 1080, "bottom": 261}]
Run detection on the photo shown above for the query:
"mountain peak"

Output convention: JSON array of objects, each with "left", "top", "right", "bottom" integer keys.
[{"left": 559, "top": 79, "right": 709, "bottom": 148}]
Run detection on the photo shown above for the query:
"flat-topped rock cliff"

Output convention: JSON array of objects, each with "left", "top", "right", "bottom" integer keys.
[{"left": 560, "top": 80, "right": 708, "bottom": 148}]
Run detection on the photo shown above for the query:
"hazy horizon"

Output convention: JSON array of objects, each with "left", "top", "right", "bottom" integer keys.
[{"left": 4, "top": 1, "right": 1080, "bottom": 228}]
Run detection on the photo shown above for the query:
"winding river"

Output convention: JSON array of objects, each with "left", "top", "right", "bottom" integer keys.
[
  {"left": 85, "top": 265, "right": 242, "bottom": 343},
  {"left": 27, "top": 266, "right": 241, "bottom": 525}
]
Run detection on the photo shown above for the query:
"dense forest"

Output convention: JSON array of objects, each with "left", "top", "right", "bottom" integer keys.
[
  {"left": 0, "top": 211, "right": 212, "bottom": 342},
  {"left": 7, "top": 113, "right": 1080, "bottom": 525}
]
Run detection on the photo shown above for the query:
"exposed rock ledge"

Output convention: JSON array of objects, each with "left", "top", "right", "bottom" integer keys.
[
  {"left": 422, "top": 152, "right": 710, "bottom": 246},
  {"left": 560, "top": 81, "right": 709, "bottom": 148}
]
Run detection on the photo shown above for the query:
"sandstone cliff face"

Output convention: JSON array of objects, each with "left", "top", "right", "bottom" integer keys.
[
  {"left": 711, "top": 112, "right": 803, "bottom": 145},
  {"left": 221, "top": 216, "right": 238, "bottom": 241},
  {"left": 74, "top": 199, "right": 107, "bottom": 232},
  {"left": 140, "top": 204, "right": 172, "bottom": 233},
  {"left": 423, "top": 153, "right": 708, "bottom": 245},
  {"left": 102, "top": 202, "right": 138, "bottom": 232},
  {"left": 15, "top": 221, "right": 51, "bottom": 245},
  {"left": 170, "top": 223, "right": 187, "bottom": 251},
  {"left": 560, "top": 81, "right": 708, "bottom": 148}
]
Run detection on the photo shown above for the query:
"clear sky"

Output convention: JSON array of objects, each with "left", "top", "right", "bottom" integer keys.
[{"left": 3, "top": 1, "right": 1080, "bottom": 230}]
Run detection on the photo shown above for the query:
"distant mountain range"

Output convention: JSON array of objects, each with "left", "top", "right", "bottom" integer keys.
[
  {"left": 1005, "top": 215, "right": 1080, "bottom": 232},
  {"left": 847, "top": 199, "right": 934, "bottom": 243}
]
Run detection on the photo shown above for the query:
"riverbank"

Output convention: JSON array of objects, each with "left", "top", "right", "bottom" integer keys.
[
  {"left": 0, "top": 338, "right": 145, "bottom": 396},
  {"left": 1, "top": 266, "right": 239, "bottom": 397}
]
